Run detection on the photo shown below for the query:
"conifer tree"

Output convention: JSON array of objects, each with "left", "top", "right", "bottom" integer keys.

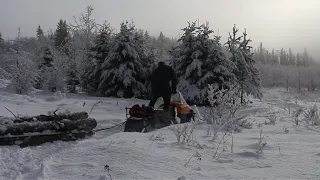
[
  {"left": 99, "top": 21, "right": 147, "bottom": 98},
  {"left": 36, "top": 25, "right": 44, "bottom": 39},
  {"left": 302, "top": 48, "right": 309, "bottom": 67},
  {"left": 288, "top": 48, "right": 295, "bottom": 66},
  {"left": 172, "top": 21, "right": 236, "bottom": 105},
  {"left": 85, "top": 22, "right": 113, "bottom": 95},
  {"left": 296, "top": 53, "right": 303, "bottom": 66},
  {"left": 270, "top": 49, "right": 278, "bottom": 65},
  {"left": 0, "top": 32, "right": 4, "bottom": 53},
  {"left": 226, "top": 25, "right": 262, "bottom": 103},
  {"left": 54, "top": 19, "right": 69, "bottom": 48},
  {"left": 279, "top": 48, "right": 288, "bottom": 65},
  {"left": 258, "top": 42, "right": 265, "bottom": 64},
  {"left": 34, "top": 25, "right": 57, "bottom": 90}
]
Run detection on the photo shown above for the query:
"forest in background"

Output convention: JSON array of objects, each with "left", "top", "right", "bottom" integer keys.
[{"left": 0, "top": 5, "right": 318, "bottom": 105}]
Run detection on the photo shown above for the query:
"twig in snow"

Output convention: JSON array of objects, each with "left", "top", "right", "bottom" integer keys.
[
  {"left": 104, "top": 164, "right": 113, "bottom": 180},
  {"left": 213, "top": 132, "right": 227, "bottom": 158},
  {"left": 278, "top": 143, "right": 281, "bottom": 155},
  {"left": 184, "top": 150, "right": 201, "bottom": 167},
  {"left": 53, "top": 109, "right": 59, "bottom": 116},
  {"left": 231, "top": 135, "right": 234, "bottom": 153},
  {"left": 90, "top": 101, "right": 103, "bottom": 114},
  {"left": 5, "top": 107, "right": 19, "bottom": 119},
  {"left": 256, "top": 129, "right": 267, "bottom": 155}
]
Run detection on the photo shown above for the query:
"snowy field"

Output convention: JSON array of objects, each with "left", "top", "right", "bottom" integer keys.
[{"left": 1, "top": 80, "right": 320, "bottom": 180}]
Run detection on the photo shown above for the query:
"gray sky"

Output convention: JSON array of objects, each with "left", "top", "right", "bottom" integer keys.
[{"left": 1, "top": 0, "right": 320, "bottom": 59}]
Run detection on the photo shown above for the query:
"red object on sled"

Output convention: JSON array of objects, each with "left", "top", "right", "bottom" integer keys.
[{"left": 129, "top": 104, "right": 146, "bottom": 118}]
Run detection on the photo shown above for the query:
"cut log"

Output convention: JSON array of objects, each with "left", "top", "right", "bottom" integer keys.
[
  {"left": 13, "top": 111, "right": 89, "bottom": 123},
  {"left": 0, "top": 131, "right": 94, "bottom": 147},
  {"left": 0, "top": 116, "right": 14, "bottom": 125},
  {"left": 0, "top": 118, "right": 97, "bottom": 136}
]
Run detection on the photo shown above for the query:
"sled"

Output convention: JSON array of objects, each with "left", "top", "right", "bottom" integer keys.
[{"left": 123, "top": 92, "right": 195, "bottom": 133}]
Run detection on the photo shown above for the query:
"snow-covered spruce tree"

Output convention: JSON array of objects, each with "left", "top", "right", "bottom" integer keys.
[
  {"left": 33, "top": 25, "right": 65, "bottom": 92},
  {"left": 135, "top": 29, "right": 157, "bottom": 99},
  {"left": 226, "top": 25, "right": 262, "bottom": 103},
  {"left": 0, "top": 32, "right": 4, "bottom": 52},
  {"left": 99, "top": 21, "right": 147, "bottom": 98},
  {"left": 84, "top": 22, "right": 113, "bottom": 95},
  {"left": 172, "top": 21, "right": 236, "bottom": 105},
  {"left": 154, "top": 32, "right": 172, "bottom": 63},
  {"left": 0, "top": 32, "right": 9, "bottom": 79},
  {"left": 35, "top": 47, "right": 55, "bottom": 90},
  {"left": 65, "top": 60, "right": 79, "bottom": 93},
  {"left": 54, "top": 19, "right": 69, "bottom": 49},
  {"left": 36, "top": 25, "right": 44, "bottom": 39}
]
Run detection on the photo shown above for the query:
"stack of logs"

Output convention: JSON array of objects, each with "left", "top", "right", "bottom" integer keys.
[{"left": 0, "top": 111, "right": 97, "bottom": 147}]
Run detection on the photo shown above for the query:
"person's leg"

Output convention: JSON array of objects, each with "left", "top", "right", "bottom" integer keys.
[
  {"left": 148, "top": 94, "right": 160, "bottom": 108},
  {"left": 161, "top": 90, "right": 172, "bottom": 125},
  {"left": 162, "top": 90, "right": 171, "bottom": 111}
]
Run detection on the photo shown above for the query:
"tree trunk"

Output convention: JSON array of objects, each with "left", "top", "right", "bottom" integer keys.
[
  {"left": 240, "top": 84, "right": 244, "bottom": 105},
  {"left": 286, "top": 75, "right": 289, "bottom": 92},
  {"left": 1, "top": 118, "right": 97, "bottom": 136},
  {"left": 13, "top": 111, "right": 88, "bottom": 123},
  {"left": 298, "top": 72, "right": 301, "bottom": 92}
]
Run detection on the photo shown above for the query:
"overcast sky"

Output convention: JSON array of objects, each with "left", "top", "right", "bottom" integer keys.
[{"left": 1, "top": 0, "right": 319, "bottom": 59}]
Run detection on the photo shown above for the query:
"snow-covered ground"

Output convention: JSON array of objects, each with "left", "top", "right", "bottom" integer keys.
[{"left": 1, "top": 80, "right": 320, "bottom": 180}]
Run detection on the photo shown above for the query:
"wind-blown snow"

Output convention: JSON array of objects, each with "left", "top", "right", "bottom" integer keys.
[{"left": 0, "top": 81, "right": 320, "bottom": 180}]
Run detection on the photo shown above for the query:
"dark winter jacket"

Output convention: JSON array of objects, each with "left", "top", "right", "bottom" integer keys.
[{"left": 150, "top": 63, "right": 177, "bottom": 94}]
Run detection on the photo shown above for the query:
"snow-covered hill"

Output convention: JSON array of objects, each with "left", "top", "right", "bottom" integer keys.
[{"left": 1, "top": 80, "right": 320, "bottom": 180}]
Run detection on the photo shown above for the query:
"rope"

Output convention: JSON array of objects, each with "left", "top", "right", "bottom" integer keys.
[{"left": 93, "top": 120, "right": 127, "bottom": 132}]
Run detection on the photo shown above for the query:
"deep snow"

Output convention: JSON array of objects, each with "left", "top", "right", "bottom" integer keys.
[{"left": 1, "top": 80, "right": 320, "bottom": 180}]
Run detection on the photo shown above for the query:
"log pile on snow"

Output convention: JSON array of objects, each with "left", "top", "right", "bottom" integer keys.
[{"left": 0, "top": 111, "right": 97, "bottom": 147}]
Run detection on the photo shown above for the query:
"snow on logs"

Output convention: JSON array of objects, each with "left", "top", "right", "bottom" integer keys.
[{"left": 0, "top": 111, "right": 97, "bottom": 147}]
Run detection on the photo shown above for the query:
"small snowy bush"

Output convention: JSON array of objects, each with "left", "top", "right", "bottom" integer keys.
[
  {"left": 8, "top": 51, "right": 38, "bottom": 94},
  {"left": 256, "top": 129, "right": 267, "bottom": 155},
  {"left": 204, "top": 84, "right": 245, "bottom": 137},
  {"left": 54, "top": 90, "right": 67, "bottom": 99},
  {"left": 265, "top": 113, "right": 277, "bottom": 125},
  {"left": 293, "top": 105, "right": 320, "bottom": 126},
  {"left": 304, "top": 104, "right": 320, "bottom": 126},
  {"left": 169, "top": 121, "right": 198, "bottom": 144}
]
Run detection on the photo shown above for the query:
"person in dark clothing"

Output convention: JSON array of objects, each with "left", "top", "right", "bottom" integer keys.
[{"left": 148, "top": 61, "right": 177, "bottom": 111}]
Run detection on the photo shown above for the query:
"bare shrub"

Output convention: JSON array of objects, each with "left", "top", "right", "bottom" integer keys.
[{"left": 169, "top": 121, "right": 199, "bottom": 144}]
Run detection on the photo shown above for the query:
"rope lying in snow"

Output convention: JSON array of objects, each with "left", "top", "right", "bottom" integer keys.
[{"left": 93, "top": 120, "right": 127, "bottom": 132}]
